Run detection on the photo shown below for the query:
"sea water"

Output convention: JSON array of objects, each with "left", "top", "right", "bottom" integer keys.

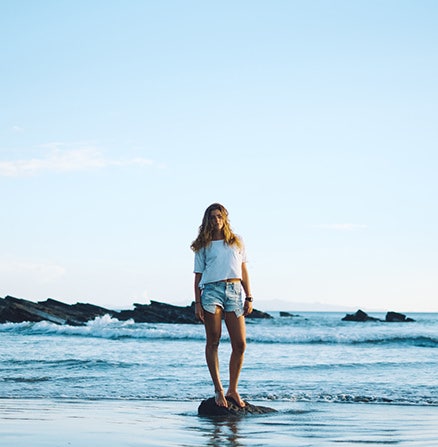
[{"left": 1, "top": 312, "right": 437, "bottom": 406}]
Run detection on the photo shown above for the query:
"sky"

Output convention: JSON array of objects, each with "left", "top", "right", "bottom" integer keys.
[{"left": 1, "top": 0, "right": 437, "bottom": 312}]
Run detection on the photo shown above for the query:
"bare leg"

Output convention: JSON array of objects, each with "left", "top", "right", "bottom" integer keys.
[
  {"left": 224, "top": 312, "right": 247, "bottom": 407},
  {"left": 203, "top": 306, "right": 228, "bottom": 407}
]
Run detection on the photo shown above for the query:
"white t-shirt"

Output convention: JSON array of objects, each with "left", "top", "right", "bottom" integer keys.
[{"left": 194, "top": 239, "right": 247, "bottom": 288}]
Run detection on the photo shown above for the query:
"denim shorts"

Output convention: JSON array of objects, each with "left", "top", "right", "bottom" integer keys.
[{"left": 201, "top": 281, "right": 244, "bottom": 317}]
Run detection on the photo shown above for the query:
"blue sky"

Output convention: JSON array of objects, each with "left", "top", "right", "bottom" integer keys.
[{"left": 1, "top": 1, "right": 437, "bottom": 312}]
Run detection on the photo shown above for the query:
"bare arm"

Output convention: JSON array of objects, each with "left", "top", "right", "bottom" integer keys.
[
  {"left": 194, "top": 273, "right": 204, "bottom": 322},
  {"left": 241, "top": 262, "right": 253, "bottom": 316}
]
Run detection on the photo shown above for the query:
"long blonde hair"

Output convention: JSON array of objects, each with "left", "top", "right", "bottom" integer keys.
[{"left": 191, "top": 203, "right": 241, "bottom": 252}]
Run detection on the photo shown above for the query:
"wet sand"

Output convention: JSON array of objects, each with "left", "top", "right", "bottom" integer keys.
[{"left": 0, "top": 399, "right": 437, "bottom": 446}]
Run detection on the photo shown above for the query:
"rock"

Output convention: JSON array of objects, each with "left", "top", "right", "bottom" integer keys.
[
  {"left": 0, "top": 296, "right": 273, "bottom": 325},
  {"left": 247, "top": 308, "right": 273, "bottom": 319},
  {"left": 117, "top": 300, "right": 198, "bottom": 324},
  {"left": 342, "top": 309, "right": 416, "bottom": 323},
  {"left": 39, "top": 298, "right": 117, "bottom": 325},
  {"left": 279, "top": 311, "right": 297, "bottom": 317},
  {"left": 116, "top": 301, "right": 273, "bottom": 323},
  {"left": 0, "top": 296, "right": 116, "bottom": 326},
  {"left": 342, "top": 309, "right": 382, "bottom": 322},
  {"left": 0, "top": 296, "right": 69, "bottom": 325},
  {"left": 385, "top": 311, "right": 415, "bottom": 322},
  {"left": 198, "top": 396, "right": 277, "bottom": 417}
]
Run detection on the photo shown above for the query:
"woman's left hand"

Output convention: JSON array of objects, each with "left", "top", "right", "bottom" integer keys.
[
  {"left": 243, "top": 300, "right": 253, "bottom": 317},
  {"left": 195, "top": 302, "right": 205, "bottom": 323}
]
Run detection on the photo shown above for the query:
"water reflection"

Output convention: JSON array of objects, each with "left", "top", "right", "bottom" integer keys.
[{"left": 197, "top": 415, "right": 243, "bottom": 447}]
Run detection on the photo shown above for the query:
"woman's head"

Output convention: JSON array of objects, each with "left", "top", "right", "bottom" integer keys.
[
  {"left": 191, "top": 203, "right": 241, "bottom": 251},
  {"left": 202, "top": 203, "right": 229, "bottom": 234}
]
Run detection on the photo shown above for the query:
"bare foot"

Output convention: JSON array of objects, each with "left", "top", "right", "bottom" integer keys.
[
  {"left": 215, "top": 389, "right": 228, "bottom": 408},
  {"left": 226, "top": 390, "right": 246, "bottom": 408}
]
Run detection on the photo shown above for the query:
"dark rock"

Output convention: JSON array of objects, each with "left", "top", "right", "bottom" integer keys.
[
  {"left": 342, "top": 309, "right": 416, "bottom": 323},
  {"left": 247, "top": 308, "right": 273, "bottom": 319},
  {"left": 0, "top": 296, "right": 116, "bottom": 326},
  {"left": 108, "top": 301, "right": 272, "bottom": 323},
  {"left": 0, "top": 295, "right": 273, "bottom": 325},
  {"left": 342, "top": 309, "right": 382, "bottom": 322},
  {"left": 198, "top": 396, "right": 277, "bottom": 417},
  {"left": 385, "top": 311, "right": 415, "bottom": 322},
  {"left": 0, "top": 296, "right": 68, "bottom": 325},
  {"left": 279, "top": 311, "right": 297, "bottom": 317},
  {"left": 39, "top": 299, "right": 117, "bottom": 325},
  {"left": 117, "top": 300, "right": 198, "bottom": 324}
]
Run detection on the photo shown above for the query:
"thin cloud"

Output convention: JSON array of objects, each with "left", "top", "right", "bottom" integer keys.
[
  {"left": 0, "top": 145, "right": 154, "bottom": 177},
  {"left": 312, "top": 223, "right": 368, "bottom": 231}
]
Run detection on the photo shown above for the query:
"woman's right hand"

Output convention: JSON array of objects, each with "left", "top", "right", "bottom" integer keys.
[{"left": 195, "top": 302, "right": 204, "bottom": 323}]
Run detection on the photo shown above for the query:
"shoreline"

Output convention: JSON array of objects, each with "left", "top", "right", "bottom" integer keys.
[{"left": 1, "top": 398, "right": 437, "bottom": 446}]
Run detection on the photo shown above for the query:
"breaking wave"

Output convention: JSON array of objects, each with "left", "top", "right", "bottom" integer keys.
[{"left": 0, "top": 315, "right": 437, "bottom": 347}]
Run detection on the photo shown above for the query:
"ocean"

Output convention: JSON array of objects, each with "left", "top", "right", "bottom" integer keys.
[{"left": 1, "top": 311, "right": 437, "bottom": 406}]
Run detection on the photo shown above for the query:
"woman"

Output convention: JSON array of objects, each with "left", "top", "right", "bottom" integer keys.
[{"left": 191, "top": 203, "right": 253, "bottom": 408}]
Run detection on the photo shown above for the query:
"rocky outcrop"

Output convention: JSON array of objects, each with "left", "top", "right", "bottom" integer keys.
[
  {"left": 342, "top": 309, "right": 415, "bottom": 323},
  {"left": 0, "top": 295, "right": 273, "bottom": 326},
  {"left": 385, "top": 311, "right": 415, "bottom": 322},
  {"left": 198, "top": 396, "right": 277, "bottom": 417},
  {"left": 342, "top": 309, "right": 381, "bottom": 322},
  {"left": 0, "top": 296, "right": 115, "bottom": 326},
  {"left": 279, "top": 311, "right": 297, "bottom": 317},
  {"left": 247, "top": 308, "right": 273, "bottom": 319},
  {"left": 116, "top": 301, "right": 272, "bottom": 324},
  {"left": 117, "top": 301, "right": 197, "bottom": 324}
]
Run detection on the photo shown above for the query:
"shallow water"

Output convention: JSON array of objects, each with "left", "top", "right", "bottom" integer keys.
[{"left": 1, "top": 399, "right": 437, "bottom": 447}]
